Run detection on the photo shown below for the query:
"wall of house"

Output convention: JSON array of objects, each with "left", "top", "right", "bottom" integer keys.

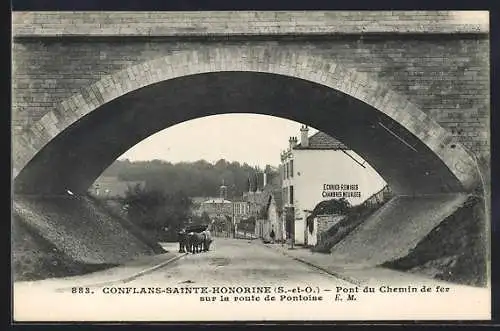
[
  {"left": 199, "top": 201, "right": 233, "bottom": 218},
  {"left": 256, "top": 197, "right": 284, "bottom": 242},
  {"left": 306, "top": 219, "right": 319, "bottom": 246},
  {"left": 267, "top": 197, "right": 284, "bottom": 241},
  {"left": 291, "top": 149, "right": 386, "bottom": 245},
  {"left": 308, "top": 214, "right": 347, "bottom": 246}
]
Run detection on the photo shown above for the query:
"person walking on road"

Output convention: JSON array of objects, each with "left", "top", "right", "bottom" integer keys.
[
  {"left": 270, "top": 226, "right": 276, "bottom": 244},
  {"left": 178, "top": 228, "right": 187, "bottom": 253}
]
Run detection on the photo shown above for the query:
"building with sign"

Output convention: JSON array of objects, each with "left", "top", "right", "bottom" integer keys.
[{"left": 280, "top": 125, "right": 386, "bottom": 246}]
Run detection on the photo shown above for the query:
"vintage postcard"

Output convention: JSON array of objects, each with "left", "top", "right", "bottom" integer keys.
[{"left": 11, "top": 10, "right": 491, "bottom": 321}]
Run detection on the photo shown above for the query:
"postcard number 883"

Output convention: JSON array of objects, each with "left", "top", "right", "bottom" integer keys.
[{"left": 71, "top": 287, "right": 93, "bottom": 294}]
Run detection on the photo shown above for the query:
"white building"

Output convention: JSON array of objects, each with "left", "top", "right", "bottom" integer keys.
[{"left": 281, "top": 125, "right": 387, "bottom": 246}]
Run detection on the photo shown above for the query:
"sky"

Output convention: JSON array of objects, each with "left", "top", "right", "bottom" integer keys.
[{"left": 118, "top": 114, "right": 318, "bottom": 168}]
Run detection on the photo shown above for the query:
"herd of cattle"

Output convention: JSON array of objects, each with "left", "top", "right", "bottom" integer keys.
[{"left": 177, "top": 228, "right": 213, "bottom": 254}]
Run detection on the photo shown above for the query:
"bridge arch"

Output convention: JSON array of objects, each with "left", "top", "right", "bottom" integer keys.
[{"left": 13, "top": 46, "right": 479, "bottom": 195}]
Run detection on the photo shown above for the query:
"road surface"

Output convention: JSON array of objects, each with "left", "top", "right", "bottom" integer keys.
[
  {"left": 13, "top": 238, "right": 490, "bottom": 321},
  {"left": 128, "top": 238, "right": 353, "bottom": 288}
]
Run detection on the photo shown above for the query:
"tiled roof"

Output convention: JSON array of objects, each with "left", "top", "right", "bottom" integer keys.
[
  {"left": 266, "top": 190, "right": 283, "bottom": 215},
  {"left": 191, "top": 196, "right": 209, "bottom": 204},
  {"left": 202, "top": 198, "right": 231, "bottom": 204},
  {"left": 272, "top": 190, "right": 283, "bottom": 211},
  {"left": 243, "top": 191, "right": 270, "bottom": 206},
  {"left": 295, "top": 131, "right": 348, "bottom": 150}
]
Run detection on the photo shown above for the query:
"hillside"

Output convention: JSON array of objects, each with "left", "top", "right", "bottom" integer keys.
[
  {"left": 383, "top": 195, "right": 487, "bottom": 287},
  {"left": 13, "top": 194, "right": 165, "bottom": 281},
  {"left": 328, "top": 194, "right": 469, "bottom": 267},
  {"left": 100, "top": 159, "right": 281, "bottom": 198}
]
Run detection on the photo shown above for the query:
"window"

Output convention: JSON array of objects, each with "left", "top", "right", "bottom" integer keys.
[
  {"left": 289, "top": 186, "right": 294, "bottom": 205},
  {"left": 290, "top": 160, "right": 294, "bottom": 178}
]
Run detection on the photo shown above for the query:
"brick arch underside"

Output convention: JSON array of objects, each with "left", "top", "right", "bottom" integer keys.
[{"left": 14, "top": 69, "right": 478, "bottom": 196}]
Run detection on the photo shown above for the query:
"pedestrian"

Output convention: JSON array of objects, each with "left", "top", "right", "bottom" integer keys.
[
  {"left": 178, "top": 228, "right": 186, "bottom": 253},
  {"left": 270, "top": 226, "right": 276, "bottom": 244}
]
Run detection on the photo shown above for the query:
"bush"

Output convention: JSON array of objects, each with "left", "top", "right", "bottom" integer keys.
[
  {"left": 123, "top": 184, "right": 192, "bottom": 238},
  {"left": 306, "top": 198, "right": 351, "bottom": 234}
]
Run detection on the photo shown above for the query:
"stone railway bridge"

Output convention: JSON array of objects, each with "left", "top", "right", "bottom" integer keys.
[
  {"left": 11, "top": 11, "right": 491, "bottom": 277},
  {"left": 12, "top": 11, "right": 489, "bottom": 197}
]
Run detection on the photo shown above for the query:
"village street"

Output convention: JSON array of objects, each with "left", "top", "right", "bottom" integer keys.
[
  {"left": 13, "top": 238, "right": 354, "bottom": 291},
  {"left": 127, "top": 237, "right": 353, "bottom": 287},
  {"left": 13, "top": 237, "right": 490, "bottom": 321},
  {"left": 13, "top": 238, "right": 356, "bottom": 321}
]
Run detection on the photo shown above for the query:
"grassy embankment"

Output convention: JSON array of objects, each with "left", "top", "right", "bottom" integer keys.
[{"left": 382, "top": 196, "right": 487, "bottom": 287}]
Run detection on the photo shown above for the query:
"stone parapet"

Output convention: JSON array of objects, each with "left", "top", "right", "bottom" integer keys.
[{"left": 12, "top": 11, "right": 489, "bottom": 37}]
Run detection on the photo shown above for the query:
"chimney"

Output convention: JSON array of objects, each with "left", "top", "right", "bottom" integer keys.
[
  {"left": 257, "top": 171, "right": 264, "bottom": 192},
  {"left": 247, "top": 176, "right": 252, "bottom": 193},
  {"left": 300, "top": 125, "right": 309, "bottom": 148},
  {"left": 263, "top": 172, "right": 267, "bottom": 188},
  {"left": 289, "top": 136, "right": 298, "bottom": 150}
]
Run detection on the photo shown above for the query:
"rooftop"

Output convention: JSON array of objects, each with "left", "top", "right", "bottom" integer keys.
[
  {"left": 295, "top": 131, "right": 349, "bottom": 150},
  {"left": 202, "top": 198, "right": 232, "bottom": 204},
  {"left": 271, "top": 190, "right": 283, "bottom": 211}
]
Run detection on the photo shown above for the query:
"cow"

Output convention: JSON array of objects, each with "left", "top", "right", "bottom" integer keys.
[{"left": 186, "top": 232, "right": 205, "bottom": 254}]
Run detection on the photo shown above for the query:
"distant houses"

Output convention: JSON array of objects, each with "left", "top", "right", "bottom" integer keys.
[
  {"left": 189, "top": 172, "right": 282, "bottom": 236},
  {"left": 93, "top": 125, "right": 387, "bottom": 248},
  {"left": 198, "top": 197, "right": 233, "bottom": 219}
]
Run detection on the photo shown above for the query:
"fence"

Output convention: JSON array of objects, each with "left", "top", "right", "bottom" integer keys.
[
  {"left": 212, "top": 230, "right": 232, "bottom": 238},
  {"left": 361, "top": 185, "right": 393, "bottom": 209}
]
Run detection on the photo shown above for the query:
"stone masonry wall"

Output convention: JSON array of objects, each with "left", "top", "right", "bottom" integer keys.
[
  {"left": 12, "top": 36, "right": 489, "bottom": 157},
  {"left": 12, "top": 11, "right": 488, "bottom": 36}
]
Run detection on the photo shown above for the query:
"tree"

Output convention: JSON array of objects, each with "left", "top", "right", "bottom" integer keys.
[
  {"left": 191, "top": 211, "right": 211, "bottom": 226},
  {"left": 238, "top": 216, "right": 256, "bottom": 234},
  {"left": 123, "top": 185, "right": 192, "bottom": 240},
  {"left": 306, "top": 198, "right": 351, "bottom": 234},
  {"left": 102, "top": 159, "right": 271, "bottom": 198},
  {"left": 252, "top": 173, "right": 258, "bottom": 192},
  {"left": 311, "top": 198, "right": 351, "bottom": 216},
  {"left": 201, "top": 211, "right": 211, "bottom": 224},
  {"left": 246, "top": 177, "right": 251, "bottom": 193}
]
